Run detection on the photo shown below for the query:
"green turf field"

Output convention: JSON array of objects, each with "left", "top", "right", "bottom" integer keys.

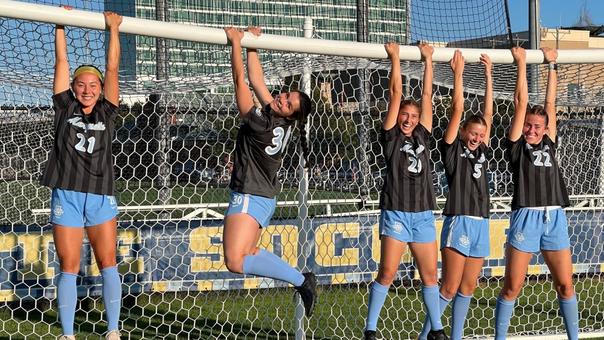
[{"left": 1, "top": 278, "right": 602, "bottom": 339}]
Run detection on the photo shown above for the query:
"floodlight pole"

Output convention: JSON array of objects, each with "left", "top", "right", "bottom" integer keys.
[
  {"left": 404, "top": 0, "right": 412, "bottom": 98},
  {"left": 504, "top": 0, "right": 515, "bottom": 47},
  {"left": 155, "top": 0, "right": 172, "bottom": 215},
  {"left": 294, "top": 17, "right": 314, "bottom": 340},
  {"left": 355, "top": 0, "right": 371, "bottom": 207},
  {"left": 156, "top": 0, "right": 169, "bottom": 81},
  {"left": 529, "top": 0, "right": 540, "bottom": 96},
  {"left": 599, "top": 108, "right": 604, "bottom": 200}
]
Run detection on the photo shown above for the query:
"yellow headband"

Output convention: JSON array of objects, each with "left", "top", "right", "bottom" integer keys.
[{"left": 73, "top": 66, "right": 104, "bottom": 83}]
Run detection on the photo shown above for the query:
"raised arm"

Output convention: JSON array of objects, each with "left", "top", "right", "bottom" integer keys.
[
  {"left": 481, "top": 54, "right": 494, "bottom": 145},
  {"left": 443, "top": 50, "right": 464, "bottom": 144},
  {"left": 419, "top": 43, "right": 434, "bottom": 132},
  {"left": 383, "top": 42, "right": 402, "bottom": 130},
  {"left": 53, "top": 25, "right": 70, "bottom": 94},
  {"left": 225, "top": 27, "right": 254, "bottom": 117},
  {"left": 245, "top": 26, "right": 273, "bottom": 107},
  {"left": 542, "top": 47, "right": 558, "bottom": 141},
  {"left": 508, "top": 47, "right": 528, "bottom": 142},
  {"left": 103, "top": 11, "right": 122, "bottom": 106}
]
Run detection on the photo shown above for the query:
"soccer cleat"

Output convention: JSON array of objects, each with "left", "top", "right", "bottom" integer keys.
[
  {"left": 364, "top": 330, "right": 377, "bottom": 340},
  {"left": 58, "top": 336, "right": 76, "bottom": 340},
  {"left": 295, "top": 272, "right": 317, "bottom": 317},
  {"left": 105, "top": 330, "right": 120, "bottom": 340},
  {"left": 427, "top": 329, "right": 449, "bottom": 340}
]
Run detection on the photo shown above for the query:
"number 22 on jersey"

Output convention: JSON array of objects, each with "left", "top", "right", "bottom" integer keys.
[{"left": 532, "top": 150, "right": 552, "bottom": 167}]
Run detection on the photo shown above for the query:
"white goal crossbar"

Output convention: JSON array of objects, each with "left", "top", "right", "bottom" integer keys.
[{"left": 1, "top": 0, "right": 604, "bottom": 64}]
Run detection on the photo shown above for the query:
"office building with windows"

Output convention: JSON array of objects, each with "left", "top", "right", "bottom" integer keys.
[{"left": 106, "top": 0, "right": 408, "bottom": 81}]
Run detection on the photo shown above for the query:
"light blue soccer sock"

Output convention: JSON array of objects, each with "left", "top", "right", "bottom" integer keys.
[
  {"left": 419, "top": 293, "right": 451, "bottom": 339},
  {"left": 451, "top": 292, "right": 472, "bottom": 340},
  {"left": 494, "top": 296, "right": 516, "bottom": 340},
  {"left": 57, "top": 272, "right": 78, "bottom": 336},
  {"left": 559, "top": 295, "right": 579, "bottom": 340},
  {"left": 422, "top": 285, "right": 444, "bottom": 331},
  {"left": 101, "top": 266, "right": 122, "bottom": 331},
  {"left": 242, "top": 249, "right": 305, "bottom": 286},
  {"left": 365, "top": 281, "right": 390, "bottom": 331}
]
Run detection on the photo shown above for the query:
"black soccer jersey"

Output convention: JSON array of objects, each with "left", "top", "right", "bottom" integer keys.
[
  {"left": 229, "top": 106, "right": 295, "bottom": 198},
  {"left": 440, "top": 138, "right": 490, "bottom": 218},
  {"left": 507, "top": 135, "right": 570, "bottom": 210},
  {"left": 380, "top": 124, "right": 436, "bottom": 212},
  {"left": 41, "top": 90, "right": 118, "bottom": 195}
]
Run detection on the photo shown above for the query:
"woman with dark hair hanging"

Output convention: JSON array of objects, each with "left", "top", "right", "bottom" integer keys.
[
  {"left": 43, "top": 11, "right": 123, "bottom": 340},
  {"left": 364, "top": 42, "right": 447, "bottom": 340},
  {"left": 419, "top": 50, "right": 494, "bottom": 340},
  {"left": 222, "top": 26, "right": 317, "bottom": 317},
  {"left": 494, "top": 47, "right": 578, "bottom": 340}
]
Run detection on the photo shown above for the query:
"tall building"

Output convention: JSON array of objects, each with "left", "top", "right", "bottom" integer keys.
[{"left": 105, "top": 0, "right": 407, "bottom": 82}]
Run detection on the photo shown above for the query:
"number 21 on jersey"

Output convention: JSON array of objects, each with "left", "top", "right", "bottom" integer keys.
[{"left": 75, "top": 133, "right": 96, "bottom": 154}]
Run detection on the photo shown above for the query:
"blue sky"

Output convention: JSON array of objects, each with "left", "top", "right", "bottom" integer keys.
[{"left": 508, "top": 0, "right": 604, "bottom": 32}]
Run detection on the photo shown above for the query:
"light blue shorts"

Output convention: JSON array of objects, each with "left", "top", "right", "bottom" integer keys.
[
  {"left": 50, "top": 188, "right": 118, "bottom": 227},
  {"left": 379, "top": 210, "right": 436, "bottom": 243},
  {"left": 507, "top": 207, "right": 570, "bottom": 253},
  {"left": 225, "top": 192, "right": 276, "bottom": 228},
  {"left": 441, "top": 215, "right": 490, "bottom": 257}
]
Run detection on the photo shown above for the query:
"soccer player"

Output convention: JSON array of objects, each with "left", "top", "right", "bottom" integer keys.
[
  {"left": 222, "top": 26, "right": 317, "bottom": 317},
  {"left": 43, "top": 11, "right": 123, "bottom": 340},
  {"left": 494, "top": 47, "right": 578, "bottom": 340},
  {"left": 364, "top": 42, "right": 447, "bottom": 340},
  {"left": 419, "top": 50, "right": 494, "bottom": 340}
]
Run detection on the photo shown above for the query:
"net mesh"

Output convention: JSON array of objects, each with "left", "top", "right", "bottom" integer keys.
[
  {"left": 1, "top": 0, "right": 603, "bottom": 339},
  {"left": 409, "top": 0, "right": 511, "bottom": 46}
]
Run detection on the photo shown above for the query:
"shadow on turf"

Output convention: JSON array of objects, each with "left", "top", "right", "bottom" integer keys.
[
  {"left": 119, "top": 294, "right": 332, "bottom": 339},
  {"left": 3, "top": 295, "right": 332, "bottom": 339}
]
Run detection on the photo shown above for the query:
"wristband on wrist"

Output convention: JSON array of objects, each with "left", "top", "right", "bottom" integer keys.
[{"left": 548, "top": 62, "right": 558, "bottom": 71}]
